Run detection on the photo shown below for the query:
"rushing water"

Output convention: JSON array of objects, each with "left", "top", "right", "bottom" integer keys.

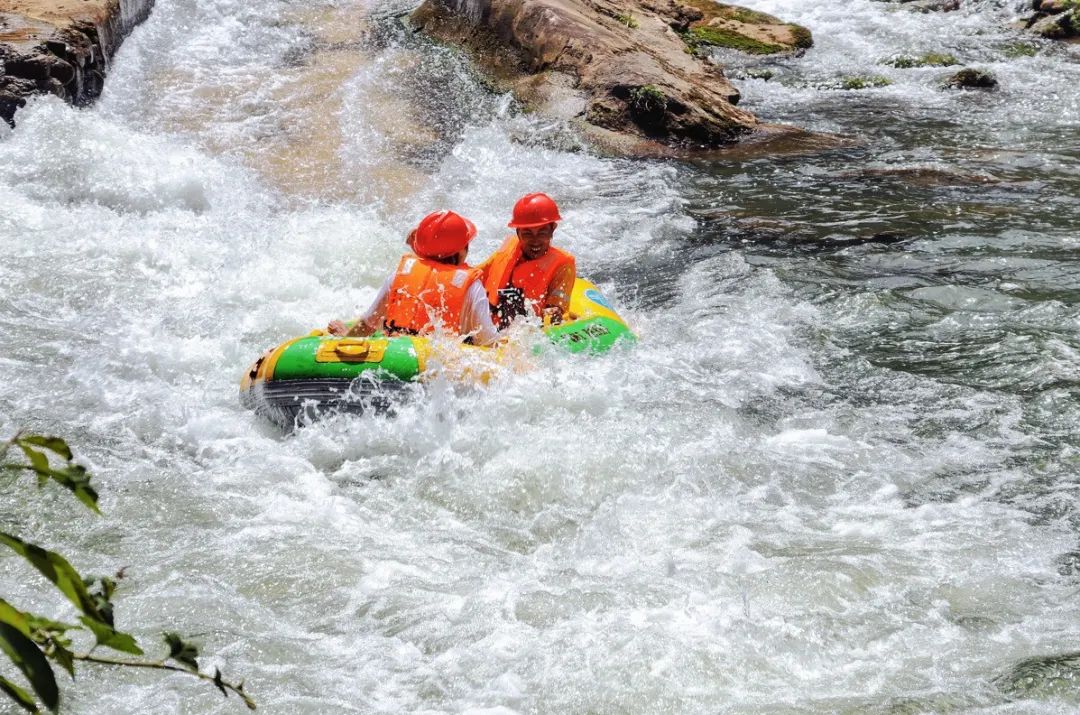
[{"left": 2, "top": 0, "right": 1079, "bottom": 712}]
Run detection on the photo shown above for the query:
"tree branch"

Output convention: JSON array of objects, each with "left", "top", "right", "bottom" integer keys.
[{"left": 72, "top": 652, "right": 256, "bottom": 710}]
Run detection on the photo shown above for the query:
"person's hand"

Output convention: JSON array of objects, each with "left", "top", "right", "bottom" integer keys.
[
  {"left": 327, "top": 319, "right": 348, "bottom": 336},
  {"left": 542, "top": 306, "right": 564, "bottom": 325}
]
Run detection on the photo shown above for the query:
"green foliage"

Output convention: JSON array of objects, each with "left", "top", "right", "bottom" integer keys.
[
  {"left": 0, "top": 621, "right": 59, "bottom": 711},
  {"left": 886, "top": 52, "right": 959, "bottom": 68},
  {"left": 1, "top": 675, "right": 39, "bottom": 712},
  {"left": 628, "top": 85, "right": 666, "bottom": 114},
  {"left": 614, "top": 13, "right": 639, "bottom": 29},
  {"left": 163, "top": 633, "right": 200, "bottom": 672},
  {"left": 2, "top": 434, "right": 99, "bottom": 513},
  {"left": 841, "top": 75, "right": 894, "bottom": 90},
  {"left": 1, "top": 433, "right": 256, "bottom": 712},
  {"left": 1003, "top": 42, "right": 1038, "bottom": 58}
]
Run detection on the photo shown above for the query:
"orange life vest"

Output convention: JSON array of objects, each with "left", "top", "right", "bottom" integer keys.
[
  {"left": 383, "top": 254, "right": 482, "bottom": 336},
  {"left": 482, "top": 236, "right": 576, "bottom": 317}
]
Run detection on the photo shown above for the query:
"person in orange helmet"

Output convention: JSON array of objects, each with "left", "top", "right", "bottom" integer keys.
[
  {"left": 480, "top": 192, "right": 577, "bottom": 328},
  {"left": 327, "top": 210, "right": 500, "bottom": 346}
]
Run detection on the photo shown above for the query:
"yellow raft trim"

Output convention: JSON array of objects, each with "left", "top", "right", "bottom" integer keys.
[{"left": 260, "top": 336, "right": 304, "bottom": 383}]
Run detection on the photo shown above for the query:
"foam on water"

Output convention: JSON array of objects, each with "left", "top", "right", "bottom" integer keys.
[{"left": 3, "top": 0, "right": 1080, "bottom": 713}]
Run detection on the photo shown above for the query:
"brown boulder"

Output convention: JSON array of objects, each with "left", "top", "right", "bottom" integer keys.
[
  {"left": 1021, "top": 0, "right": 1079, "bottom": 40},
  {"left": 0, "top": 1, "right": 156, "bottom": 125},
  {"left": 679, "top": 1, "right": 813, "bottom": 55},
  {"left": 413, "top": 0, "right": 819, "bottom": 155}
]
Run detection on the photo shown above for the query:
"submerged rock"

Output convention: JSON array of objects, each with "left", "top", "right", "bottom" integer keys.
[
  {"left": 944, "top": 67, "right": 999, "bottom": 90},
  {"left": 0, "top": 1, "right": 156, "bottom": 125},
  {"left": 411, "top": 0, "right": 817, "bottom": 156},
  {"left": 873, "top": 0, "right": 961, "bottom": 12},
  {"left": 884, "top": 52, "right": 959, "bottom": 68},
  {"left": 839, "top": 75, "right": 893, "bottom": 90},
  {"left": 995, "top": 652, "right": 1080, "bottom": 699}
]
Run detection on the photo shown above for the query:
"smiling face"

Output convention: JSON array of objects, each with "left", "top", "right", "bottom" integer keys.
[{"left": 517, "top": 223, "right": 557, "bottom": 260}]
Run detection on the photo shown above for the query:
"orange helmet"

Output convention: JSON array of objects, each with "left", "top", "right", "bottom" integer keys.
[
  {"left": 508, "top": 192, "right": 562, "bottom": 229},
  {"left": 413, "top": 210, "right": 477, "bottom": 259}
]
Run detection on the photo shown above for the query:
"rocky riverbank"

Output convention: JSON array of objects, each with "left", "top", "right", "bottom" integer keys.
[
  {"left": 0, "top": 0, "right": 154, "bottom": 124},
  {"left": 411, "top": 0, "right": 815, "bottom": 157},
  {"left": 1020, "top": 0, "right": 1080, "bottom": 40}
]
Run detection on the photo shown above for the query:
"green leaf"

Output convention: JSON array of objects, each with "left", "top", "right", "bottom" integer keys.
[
  {"left": 0, "top": 533, "right": 104, "bottom": 622},
  {"left": 0, "top": 675, "right": 40, "bottom": 713},
  {"left": 42, "top": 464, "right": 99, "bottom": 514},
  {"left": 213, "top": 668, "right": 228, "bottom": 698},
  {"left": 0, "top": 599, "right": 32, "bottom": 638},
  {"left": 19, "top": 613, "right": 78, "bottom": 679},
  {"left": 45, "top": 642, "right": 75, "bottom": 680},
  {"left": 163, "top": 632, "right": 199, "bottom": 672},
  {"left": 79, "top": 618, "right": 143, "bottom": 656},
  {"left": 10, "top": 437, "right": 99, "bottom": 513},
  {"left": 84, "top": 577, "right": 117, "bottom": 627},
  {"left": 0, "top": 622, "right": 58, "bottom": 711},
  {"left": 24, "top": 614, "right": 78, "bottom": 640},
  {"left": 15, "top": 444, "right": 49, "bottom": 475},
  {"left": 17, "top": 437, "right": 72, "bottom": 461}
]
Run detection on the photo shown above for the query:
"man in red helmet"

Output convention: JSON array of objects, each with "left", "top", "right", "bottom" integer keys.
[
  {"left": 327, "top": 211, "right": 500, "bottom": 346},
  {"left": 480, "top": 193, "right": 577, "bottom": 328}
]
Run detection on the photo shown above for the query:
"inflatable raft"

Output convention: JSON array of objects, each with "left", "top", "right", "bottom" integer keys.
[{"left": 240, "top": 278, "right": 633, "bottom": 427}]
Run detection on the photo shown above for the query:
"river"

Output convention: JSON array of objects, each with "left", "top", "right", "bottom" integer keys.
[{"left": 2, "top": 0, "right": 1079, "bottom": 712}]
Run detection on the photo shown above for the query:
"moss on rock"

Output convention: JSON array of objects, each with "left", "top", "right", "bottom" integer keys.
[
  {"left": 886, "top": 52, "right": 959, "bottom": 68},
  {"left": 677, "top": 1, "right": 813, "bottom": 56},
  {"left": 841, "top": 75, "right": 893, "bottom": 90},
  {"left": 944, "top": 68, "right": 998, "bottom": 90},
  {"left": 1002, "top": 42, "right": 1038, "bottom": 58},
  {"left": 686, "top": 26, "right": 786, "bottom": 54},
  {"left": 788, "top": 24, "right": 814, "bottom": 50}
]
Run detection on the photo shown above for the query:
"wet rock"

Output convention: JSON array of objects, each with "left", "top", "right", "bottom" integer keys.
[
  {"left": 884, "top": 52, "right": 959, "bottom": 68},
  {"left": 873, "top": 0, "right": 960, "bottom": 12},
  {"left": 1030, "top": 11, "right": 1077, "bottom": 39},
  {"left": 1021, "top": 0, "right": 1079, "bottom": 40},
  {"left": 841, "top": 166, "right": 998, "bottom": 187},
  {"left": 902, "top": 0, "right": 961, "bottom": 12},
  {"left": 995, "top": 652, "right": 1080, "bottom": 699},
  {"left": 412, "top": 0, "right": 816, "bottom": 156},
  {"left": 944, "top": 67, "right": 999, "bottom": 90},
  {"left": 839, "top": 75, "right": 893, "bottom": 90},
  {"left": 1002, "top": 41, "right": 1039, "bottom": 58},
  {"left": 679, "top": 1, "right": 814, "bottom": 56},
  {"left": 0, "top": 1, "right": 156, "bottom": 125}
]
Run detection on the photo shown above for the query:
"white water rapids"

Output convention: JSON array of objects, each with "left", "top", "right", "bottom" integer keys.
[{"left": 2, "top": 0, "right": 1079, "bottom": 712}]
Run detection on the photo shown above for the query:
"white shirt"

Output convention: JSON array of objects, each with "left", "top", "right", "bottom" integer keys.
[{"left": 359, "top": 275, "right": 501, "bottom": 346}]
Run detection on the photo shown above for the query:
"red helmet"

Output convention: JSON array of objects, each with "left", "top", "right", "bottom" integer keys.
[
  {"left": 508, "top": 192, "right": 562, "bottom": 229},
  {"left": 413, "top": 210, "right": 477, "bottom": 259}
]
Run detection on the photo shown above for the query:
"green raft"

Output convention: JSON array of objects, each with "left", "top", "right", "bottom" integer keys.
[{"left": 240, "top": 278, "right": 634, "bottom": 427}]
